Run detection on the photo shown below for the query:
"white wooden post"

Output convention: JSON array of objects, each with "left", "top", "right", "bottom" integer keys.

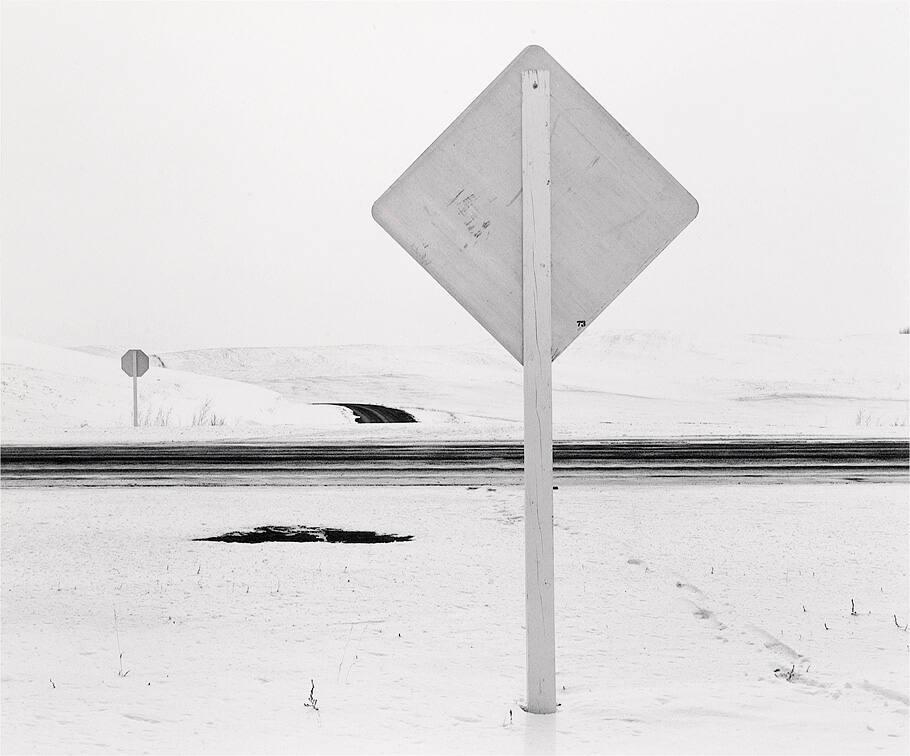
[
  {"left": 132, "top": 351, "right": 139, "bottom": 427},
  {"left": 522, "top": 68, "right": 556, "bottom": 715}
]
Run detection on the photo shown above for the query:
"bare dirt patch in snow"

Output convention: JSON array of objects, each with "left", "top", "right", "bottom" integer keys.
[{"left": 195, "top": 525, "right": 413, "bottom": 544}]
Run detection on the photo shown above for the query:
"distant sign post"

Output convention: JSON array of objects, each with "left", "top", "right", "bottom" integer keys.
[
  {"left": 121, "top": 349, "right": 149, "bottom": 427},
  {"left": 372, "top": 45, "right": 698, "bottom": 714}
]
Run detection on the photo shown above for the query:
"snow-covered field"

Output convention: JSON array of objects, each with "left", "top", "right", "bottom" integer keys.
[
  {"left": 2, "top": 481, "right": 907, "bottom": 754},
  {"left": 3, "top": 332, "right": 908, "bottom": 752},
  {"left": 2, "top": 331, "right": 908, "bottom": 442}
]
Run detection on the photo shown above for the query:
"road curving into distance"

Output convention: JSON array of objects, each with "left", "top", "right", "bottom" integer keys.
[
  {"left": 317, "top": 404, "right": 417, "bottom": 423},
  {"left": 1, "top": 438, "right": 907, "bottom": 487}
]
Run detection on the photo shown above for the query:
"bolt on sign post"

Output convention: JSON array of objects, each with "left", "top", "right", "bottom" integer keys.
[
  {"left": 121, "top": 349, "right": 150, "bottom": 427},
  {"left": 372, "top": 45, "right": 698, "bottom": 714}
]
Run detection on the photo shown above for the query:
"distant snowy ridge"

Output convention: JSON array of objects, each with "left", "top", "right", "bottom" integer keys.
[
  {"left": 155, "top": 331, "right": 909, "bottom": 435},
  {"left": 2, "top": 332, "right": 907, "bottom": 442}
]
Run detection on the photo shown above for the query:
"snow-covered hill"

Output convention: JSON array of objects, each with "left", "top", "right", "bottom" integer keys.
[
  {"left": 2, "top": 332, "right": 907, "bottom": 442},
  {"left": 0, "top": 340, "right": 348, "bottom": 442},
  {"left": 157, "top": 331, "right": 908, "bottom": 437}
]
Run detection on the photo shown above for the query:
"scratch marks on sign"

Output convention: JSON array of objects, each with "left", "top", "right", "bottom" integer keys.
[
  {"left": 610, "top": 207, "right": 648, "bottom": 236},
  {"left": 454, "top": 192, "right": 476, "bottom": 212},
  {"left": 450, "top": 190, "right": 492, "bottom": 244},
  {"left": 410, "top": 239, "right": 431, "bottom": 264},
  {"left": 550, "top": 106, "right": 587, "bottom": 138},
  {"left": 464, "top": 215, "right": 489, "bottom": 241}
]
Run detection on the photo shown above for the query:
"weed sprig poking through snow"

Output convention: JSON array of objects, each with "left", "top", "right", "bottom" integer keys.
[
  {"left": 139, "top": 406, "right": 172, "bottom": 426},
  {"left": 191, "top": 398, "right": 225, "bottom": 426},
  {"left": 774, "top": 664, "right": 798, "bottom": 682},
  {"left": 304, "top": 679, "right": 319, "bottom": 712},
  {"left": 113, "top": 607, "right": 130, "bottom": 678}
]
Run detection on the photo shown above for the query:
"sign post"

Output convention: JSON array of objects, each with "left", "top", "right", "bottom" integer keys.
[
  {"left": 372, "top": 45, "right": 698, "bottom": 712},
  {"left": 521, "top": 68, "right": 556, "bottom": 714},
  {"left": 121, "top": 349, "right": 150, "bottom": 427}
]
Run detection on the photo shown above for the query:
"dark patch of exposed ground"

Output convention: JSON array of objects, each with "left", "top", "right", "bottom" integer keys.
[{"left": 194, "top": 525, "right": 413, "bottom": 544}]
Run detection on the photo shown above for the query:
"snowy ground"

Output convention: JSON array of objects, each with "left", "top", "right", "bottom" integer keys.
[
  {"left": 0, "top": 340, "right": 349, "bottom": 441},
  {"left": 3, "top": 331, "right": 908, "bottom": 443},
  {"left": 2, "top": 481, "right": 907, "bottom": 754},
  {"left": 3, "top": 331, "right": 907, "bottom": 752}
]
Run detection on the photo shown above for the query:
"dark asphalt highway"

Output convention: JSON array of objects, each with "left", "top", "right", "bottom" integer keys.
[{"left": 1, "top": 438, "right": 906, "bottom": 487}]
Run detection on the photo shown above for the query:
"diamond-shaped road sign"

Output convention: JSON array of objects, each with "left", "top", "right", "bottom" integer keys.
[
  {"left": 372, "top": 45, "right": 698, "bottom": 716},
  {"left": 121, "top": 349, "right": 149, "bottom": 378},
  {"left": 372, "top": 45, "right": 698, "bottom": 363}
]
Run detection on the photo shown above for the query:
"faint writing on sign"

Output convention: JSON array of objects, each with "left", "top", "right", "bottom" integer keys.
[{"left": 448, "top": 190, "right": 492, "bottom": 245}]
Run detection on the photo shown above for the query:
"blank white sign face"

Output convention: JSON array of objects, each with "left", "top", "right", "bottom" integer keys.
[{"left": 372, "top": 45, "right": 698, "bottom": 363}]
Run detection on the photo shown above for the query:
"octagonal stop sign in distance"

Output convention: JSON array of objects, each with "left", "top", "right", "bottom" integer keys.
[
  {"left": 372, "top": 45, "right": 698, "bottom": 364},
  {"left": 121, "top": 349, "right": 149, "bottom": 378}
]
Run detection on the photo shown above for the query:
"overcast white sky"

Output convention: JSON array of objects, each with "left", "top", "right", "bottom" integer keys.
[{"left": 2, "top": 1, "right": 908, "bottom": 352}]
